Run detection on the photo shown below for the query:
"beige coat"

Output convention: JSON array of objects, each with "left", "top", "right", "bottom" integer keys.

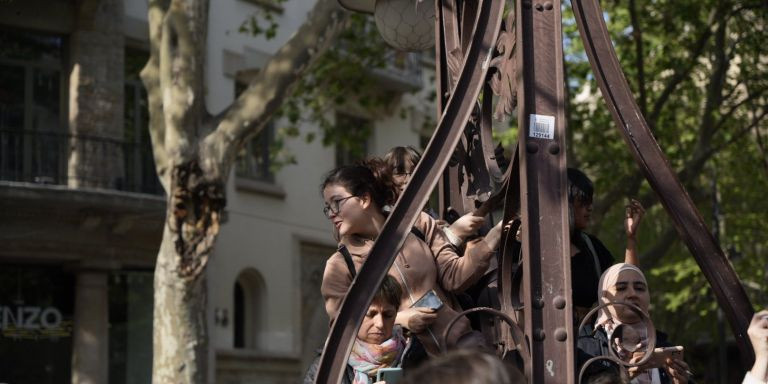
[{"left": 321, "top": 212, "right": 494, "bottom": 354}]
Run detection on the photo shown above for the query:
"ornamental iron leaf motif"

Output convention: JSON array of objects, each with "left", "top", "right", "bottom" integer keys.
[
  {"left": 489, "top": 12, "right": 517, "bottom": 121},
  {"left": 445, "top": 47, "right": 464, "bottom": 95}
]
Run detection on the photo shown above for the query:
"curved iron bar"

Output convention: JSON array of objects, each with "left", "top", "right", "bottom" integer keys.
[
  {"left": 440, "top": 307, "right": 530, "bottom": 362},
  {"left": 496, "top": 147, "right": 523, "bottom": 362},
  {"left": 468, "top": 118, "right": 494, "bottom": 204},
  {"left": 578, "top": 355, "right": 629, "bottom": 384},
  {"left": 576, "top": 301, "right": 657, "bottom": 369},
  {"left": 479, "top": 82, "right": 504, "bottom": 187},
  {"left": 438, "top": 1, "right": 468, "bottom": 226},
  {"left": 471, "top": 142, "right": 518, "bottom": 219},
  {"left": 312, "top": 0, "right": 505, "bottom": 382},
  {"left": 572, "top": 0, "right": 754, "bottom": 364},
  {"left": 576, "top": 302, "right": 657, "bottom": 383}
]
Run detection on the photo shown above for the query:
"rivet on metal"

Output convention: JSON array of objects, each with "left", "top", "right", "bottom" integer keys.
[
  {"left": 533, "top": 297, "right": 545, "bottom": 309},
  {"left": 548, "top": 143, "right": 560, "bottom": 155},
  {"left": 535, "top": 3, "right": 544, "bottom": 11},
  {"left": 553, "top": 295, "right": 566, "bottom": 309},
  {"left": 526, "top": 142, "right": 539, "bottom": 154},
  {"left": 534, "top": 328, "right": 546, "bottom": 341},
  {"left": 554, "top": 328, "right": 567, "bottom": 342},
  {"left": 544, "top": 1, "right": 553, "bottom": 10}
]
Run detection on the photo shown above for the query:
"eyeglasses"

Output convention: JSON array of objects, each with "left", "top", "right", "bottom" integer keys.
[{"left": 322, "top": 195, "right": 357, "bottom": 218}]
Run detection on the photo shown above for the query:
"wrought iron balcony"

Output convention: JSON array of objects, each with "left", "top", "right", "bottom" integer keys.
[
  {"left": 0, "top": 129, "right": 163, "bottom": 195},
  {"left": 370, "top": 50, "right": 423, "bottom": 92}
]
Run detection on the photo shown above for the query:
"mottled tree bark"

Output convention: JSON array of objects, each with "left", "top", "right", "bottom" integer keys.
[{"left": 141, "top": 0, "right": 348, "bottom": 382}]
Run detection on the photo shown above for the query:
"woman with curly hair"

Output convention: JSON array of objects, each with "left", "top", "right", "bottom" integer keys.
[{"left": 320, "top": 158, "right": 500, "bottom": 356}]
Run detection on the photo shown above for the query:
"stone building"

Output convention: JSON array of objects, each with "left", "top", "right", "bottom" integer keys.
[{"left": 0, "top": 0, "right": 430, "bottom": 383}]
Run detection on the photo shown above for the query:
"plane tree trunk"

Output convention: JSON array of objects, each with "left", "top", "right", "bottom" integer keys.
[{"left": 139, "top": 0, "right": 348, "bottom": 382}]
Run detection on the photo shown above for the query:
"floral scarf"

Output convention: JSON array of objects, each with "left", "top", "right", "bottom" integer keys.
[{"left": 348, "top": 326, "right": 405, "bottom": 384}]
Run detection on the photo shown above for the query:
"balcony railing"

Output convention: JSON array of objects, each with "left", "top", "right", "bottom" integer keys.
[
  {"left": 0, "top": 129, "right": 163, "bottom": 195},
  {"left": 370, "top": 51, "right": 423, "bottom": 92}
]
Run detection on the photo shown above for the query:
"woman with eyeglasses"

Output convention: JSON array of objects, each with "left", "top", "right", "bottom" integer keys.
[{"left": 320, "top": 158, "right": 501, "bottom": 357}]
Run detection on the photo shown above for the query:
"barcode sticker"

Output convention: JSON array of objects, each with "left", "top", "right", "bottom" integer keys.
[{"left": 529, "top": 114, "right": 555, "bottom": 140}]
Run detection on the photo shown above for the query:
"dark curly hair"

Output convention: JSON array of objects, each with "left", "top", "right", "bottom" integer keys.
[
  {"left": 321, "top": 158, "right": 399, "bottom": 212},
  {"left": 567, "top": 168, "right": 594, "bottom": 205},
  {"left": 383, "top": 146, "right": 422, "bottom": 175},
  {"left": 373, "top": 275, "right": 403, "bottom": 309}
]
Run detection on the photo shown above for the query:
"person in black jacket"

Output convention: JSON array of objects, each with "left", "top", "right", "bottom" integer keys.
[
  {"left": 577, "top": 263, "right": 690, "bottom": 384},
  {"left": 567, "top": 168, "right": 645, "bottom": 322}
]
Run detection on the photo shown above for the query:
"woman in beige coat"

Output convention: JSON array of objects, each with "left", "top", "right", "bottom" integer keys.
[{"left": 320, "top": 158, "right": 500, "bottom": 355}]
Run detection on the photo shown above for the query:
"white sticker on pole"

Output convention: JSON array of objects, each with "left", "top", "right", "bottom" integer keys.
[{"left": 529, "top": 114, "right": 555, "bottom": 140}]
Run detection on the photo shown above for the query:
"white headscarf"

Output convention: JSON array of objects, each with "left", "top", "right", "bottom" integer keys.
[
  {"left": 595, "top": 263, "right": 649, "bottom": 327},
  {"left": 595, "top": 263, "right": 659, "bottom": 384}
]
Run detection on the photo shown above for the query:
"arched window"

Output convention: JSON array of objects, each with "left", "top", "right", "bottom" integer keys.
[{"left": 233, "top": 268, "right": 266, "bottom": 349}]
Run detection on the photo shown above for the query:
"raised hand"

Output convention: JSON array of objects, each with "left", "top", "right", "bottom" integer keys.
[
  {"left": 449, "top": 213, "right": 486, "bottom": 240},
  {"left": 747, "top": 310, "right": 768, "bottom": 382},
  {"left": 664, "top": 357, "right": 690, "bottom": 384},
  {"left": 624, "top": 199, "right": 645, "bottom": 239}
]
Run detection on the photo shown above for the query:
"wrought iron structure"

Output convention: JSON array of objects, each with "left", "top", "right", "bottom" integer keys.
[{"left": 315, "top": 0, "right": 755, "bottom": 382}]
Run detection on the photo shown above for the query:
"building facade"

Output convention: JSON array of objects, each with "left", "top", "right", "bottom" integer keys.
[{"left": 0, "top": 0, "right": 431, "bottom": 383}]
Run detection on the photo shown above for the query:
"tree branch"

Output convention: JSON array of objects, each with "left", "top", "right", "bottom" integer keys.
[
  {"left": 714, "top": 109, "right": 768, "bottom": 153},
  {"left": 639, "top": 225, "right": 678, "bottom": 270},
  {"left": 753, "top": 118, "right": 768, "bottom": 176},
  {"left": 160, "top": 0, "right": 208, "bottom": 164},
  {"left": 647, "top": 9, "right": 716, "bottom": 128},
  {"left": 141, "top": 0, "right": 171, "bottom": 191},
  {"left": 594, "top": 17, "right": 736, "bottom": 242},
  {"left": 686, "top": 12, "right": 729, "bottom": 167},
  {"left": 202, "top": 0, "right": 349, "bottom": 177},
  {"left": 637, "top": 181, "right": 710, "bottom": 270},
  {"left": 592, "top": 173, "right": 644, "bottom": 231},
  {"left": 714, "top": 87, "right": 767, "bottom": 130}
]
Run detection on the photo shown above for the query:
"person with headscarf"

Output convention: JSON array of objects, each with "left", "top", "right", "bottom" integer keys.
[{"left": 577, "top": 263, "right": 691, "bottom": 384}]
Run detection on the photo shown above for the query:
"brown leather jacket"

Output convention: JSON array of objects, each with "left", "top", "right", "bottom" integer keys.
[{"left": 321, "top": 212, "right": 494, "bottom": 354}]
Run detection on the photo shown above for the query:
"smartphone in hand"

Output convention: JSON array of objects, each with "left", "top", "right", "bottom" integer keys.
[
  {"left": 411, "top": 289, "right": 443, "bottom": 311},
  {"left": 376, "top": 367, "right": 403, "bottom": 383},
  {"left": 652, "top": 346, "right": 684, "bottom": 365}
]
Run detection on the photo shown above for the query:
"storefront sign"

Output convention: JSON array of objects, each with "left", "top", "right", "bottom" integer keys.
[{"left": 0, "top": 305, "right": 70, "bottom": 339}]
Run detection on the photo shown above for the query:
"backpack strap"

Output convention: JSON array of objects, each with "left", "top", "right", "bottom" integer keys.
[
  {"left": 580, "top": 232, "right": 603, "bottom": 278},
  {"left": 410, "top": 226, "right": 426, "bottom": 242},
  {"left": 338, "top": 245, "right": 356, "bottom": 278},
  {"left": 338, "top": 227, "right": 423, "bottom": 280}
]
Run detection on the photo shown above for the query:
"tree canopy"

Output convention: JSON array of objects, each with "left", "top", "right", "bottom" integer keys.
[{"left": 562, "top": 0, "right": 767, "bottom": 378}]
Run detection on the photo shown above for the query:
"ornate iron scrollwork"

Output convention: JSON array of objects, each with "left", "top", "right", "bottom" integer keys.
[{"left": 489, "top": 11, "right": 517, "bottom": 121}]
